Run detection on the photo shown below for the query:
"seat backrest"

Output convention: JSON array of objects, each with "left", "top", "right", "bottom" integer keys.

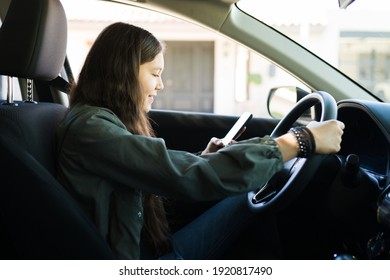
[
  {"left": 0, "top": 101, "right": 67, "bottom": 174},
  {"left": 0, "top": 0, "right": 69, "bottom": 174},
  {"left": 0, "top": 0, "right": 115, "bottom": 259}
]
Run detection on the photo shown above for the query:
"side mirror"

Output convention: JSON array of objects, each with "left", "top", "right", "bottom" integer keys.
[
  {"left": 338, "top": 0, "right": 355, "bottom": 9},
  {"left": 267, "top": 86, "right": 317, "bottom": 122}
]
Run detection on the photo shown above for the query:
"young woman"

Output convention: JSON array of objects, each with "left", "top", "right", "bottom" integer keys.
[{"left": 56, "top": 22, "right": 344, "bottom": 259}]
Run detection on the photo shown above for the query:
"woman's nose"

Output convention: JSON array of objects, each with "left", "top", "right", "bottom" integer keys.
[{"left": 156, "top": 78, "right": 164, "bottom": 91}]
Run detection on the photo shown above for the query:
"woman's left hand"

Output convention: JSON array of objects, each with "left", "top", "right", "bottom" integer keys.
[
  {"left": 201, "top": 127, "right": 246, "bottom": 155},
  {"left": 201, "top": 137, "right": 226, "bottom": 155}
]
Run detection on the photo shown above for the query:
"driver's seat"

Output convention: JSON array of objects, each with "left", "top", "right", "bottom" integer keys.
[{"left": 0, "top": 0, "right": 114, "bottom": 259}]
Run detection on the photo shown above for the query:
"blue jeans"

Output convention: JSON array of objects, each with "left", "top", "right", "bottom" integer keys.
[{"left": 158, "top": 193, "right": 280, "bottom": 260}]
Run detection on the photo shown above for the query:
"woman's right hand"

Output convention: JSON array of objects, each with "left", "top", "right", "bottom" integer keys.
[
  {"left": 275, "top": 119, "right": 345, "bottom": 162},
  {"left": 307, "top": 120, "right": 345, "bottom": 154}
]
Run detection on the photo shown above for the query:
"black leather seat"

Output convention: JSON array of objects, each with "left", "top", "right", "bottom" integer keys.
[
  {"left": 0, "top": 102, "right": 67, "bottom": 175},
  {"left": 0, "top": 0, "right": 114, "bottom": 259}
]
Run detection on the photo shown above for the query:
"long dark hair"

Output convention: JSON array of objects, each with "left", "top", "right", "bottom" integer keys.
[{"left": 69, "top": 22, "right": 171, "bottom": 256}]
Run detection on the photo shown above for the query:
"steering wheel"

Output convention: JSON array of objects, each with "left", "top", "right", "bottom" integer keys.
[{"left": 248, "top": 91, "right": 337, "bottom": 213}]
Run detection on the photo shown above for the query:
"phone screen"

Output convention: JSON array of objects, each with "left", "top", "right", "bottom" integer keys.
[{"left": 221, "top": 112, "right": 252, "bottom": 146}]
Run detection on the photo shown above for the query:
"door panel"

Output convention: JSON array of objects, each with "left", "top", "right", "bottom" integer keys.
[{"left": 149, "top": 110, "right": 280, "bottom": 153}]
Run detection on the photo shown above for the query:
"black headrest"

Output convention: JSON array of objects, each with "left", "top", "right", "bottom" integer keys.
[{"left": 0, "top": 0, "right": 67, "bottom": 81}]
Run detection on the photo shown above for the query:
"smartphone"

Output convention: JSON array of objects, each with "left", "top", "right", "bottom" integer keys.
[{"left": 221, "top": 112, "right": 253, "bottom": 146}]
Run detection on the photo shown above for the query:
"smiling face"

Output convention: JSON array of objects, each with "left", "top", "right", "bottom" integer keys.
[{"left": 139, "top": 52, "right": 165, "bottom": 113}]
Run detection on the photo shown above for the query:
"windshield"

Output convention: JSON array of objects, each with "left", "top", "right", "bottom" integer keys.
[{"left": 237, "top": 0, "right": 390, "bottom": 102}]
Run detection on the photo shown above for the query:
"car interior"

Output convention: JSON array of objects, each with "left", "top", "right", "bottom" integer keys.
[{"left": 1, "top": 0, "right": 390, "bottom": 260}]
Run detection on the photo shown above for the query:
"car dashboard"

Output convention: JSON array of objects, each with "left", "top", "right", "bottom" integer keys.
[
  {"left": 337, "top": 100, "right": 390, "bottom": 190},
  {"left": 326, "top": 99, "right": 390, "bottom": 259}
]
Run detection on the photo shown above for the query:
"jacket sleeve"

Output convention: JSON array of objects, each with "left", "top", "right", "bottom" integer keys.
[{"left": 60, "top": 108, "right": 284, "bottom": 201}]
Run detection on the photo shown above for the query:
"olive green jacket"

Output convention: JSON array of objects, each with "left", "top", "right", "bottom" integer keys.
[{"left": 56, "top": 104, "right": 283, "bottom": 259}]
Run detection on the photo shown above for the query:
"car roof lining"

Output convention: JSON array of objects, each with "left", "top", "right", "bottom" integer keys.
[{"left": 108, "top": 0, "right": 233, "bottom": 31}]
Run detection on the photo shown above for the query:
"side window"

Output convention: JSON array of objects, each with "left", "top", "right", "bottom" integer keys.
[
  {"left": 0, "top": 76, "right": 4, "bottom": 100},
  {"left": 0, "top": 17, "right": 22, "bottom": 102},
  {"left": 63, "top": 0, "right": 307, "bottom": 117},
  {"left": 0, "top": 76, "right": 22, "bottom": 102}
]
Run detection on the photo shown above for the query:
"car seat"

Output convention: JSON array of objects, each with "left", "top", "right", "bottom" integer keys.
[{"left": 0, "top": 0, "right": 115, "bottom": 259}]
